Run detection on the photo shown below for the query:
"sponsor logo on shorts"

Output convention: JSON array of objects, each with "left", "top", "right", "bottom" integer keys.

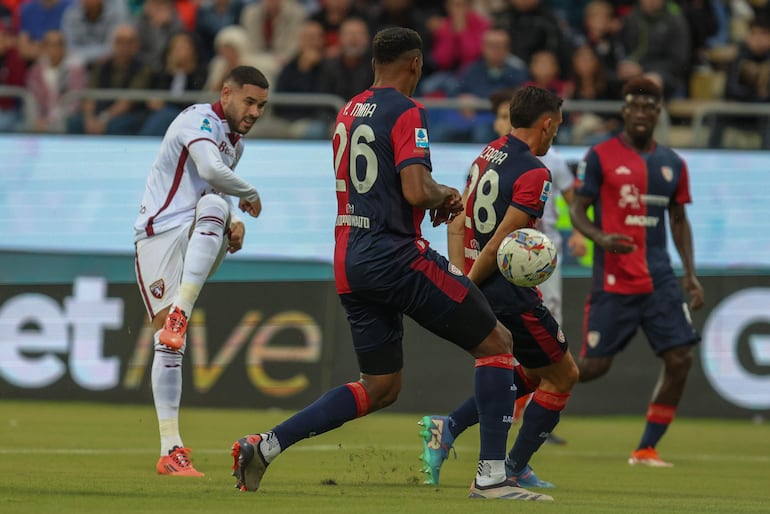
[
  {"left": 587, "top": 331, "right": 600, "bottom": 348},
  {"left": 557, "top": 329, "right": 566, "bottom": 343},
  {"left": 149, "top": 279, "right": 165, "bottom": 299}
]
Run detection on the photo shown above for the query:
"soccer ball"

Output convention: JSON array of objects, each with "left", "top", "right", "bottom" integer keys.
[{"left": 496, "top": 228, "right": 558, "bottom": 287}]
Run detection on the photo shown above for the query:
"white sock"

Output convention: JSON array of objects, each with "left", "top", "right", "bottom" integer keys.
[
  {"left": 475, "top": 459, "right": 506, "bottom": 486},
  {"left": 258, "top": 432, "right": 282, "bottom": 463},
  {"left": 152, "top": 331, "right": 184, "bottom": 455},
  {"left": 174, "top": 199, "right": 227, "bottom": 315}
]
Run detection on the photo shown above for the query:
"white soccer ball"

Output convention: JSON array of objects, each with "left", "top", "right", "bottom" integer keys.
[{"left": 496, "top": 228, "right": 558, "bottom": 287}]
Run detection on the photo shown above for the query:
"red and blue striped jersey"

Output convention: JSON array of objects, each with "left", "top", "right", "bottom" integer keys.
[
  {"left": 575, "top": 135, "right": 692, "bottom": 294},
  {"left": 332, "top": 87, "right": 433, "bottom": 294}
]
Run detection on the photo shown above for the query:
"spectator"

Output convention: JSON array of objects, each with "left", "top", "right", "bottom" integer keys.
[
  {"left": 524, "top": 49, "right": 569, "bottom": 96},
  {"left": 136, "top": 0, "right": 184, "bottom": 72},
  {"left": 708, "top": 15, "right": 770, "bottom": 148},
  {"left": 61, "top": 0, "right": 127, "bottom": 68},
  {"left": 579, "top": 0, "right": 624, "bottom": 83},
  {"left": 545, "top": 0, "right": 590, "bottom": 36},
  {"left": 18, "top": 0, "right": 71, "bottom": 62},
  {"left": 617, "top": 0, "right": 691, "bottom": 98},
  {"left": 0, "top": 18, "right": 26, "bottom": 132},
  {"left": 195, "top": 0, "right": 244, "bottom": 62},
  {"left": 494, "top": 0, "right": 572, "bottom": 78},
  {"left": 67, "top": 22, "right": 153, "bottom": 135},
  {"left": 310, "top": 0, "right": 369, "bottom": 57},
  {"left": 271, "top": 19, "right": 330, "bottom": 139},
  {"left": 139, "top": 30, "right": 207, "bottom": 136},
  {"left": 26, "top": 29, "right": 87, "bottom": 132},
  {"left": 430, "top": 26, "right": 527, "bottom": 143},
  {"left": 368, "top": 0, "right": 433, "bottom": 63},
  {"left": 681, "top": 0, "right": 719, "bottom": 69},
  {"left": 203, "top": 25, "right": 263, "bottom": 91},
  {"left": 318, "top": 16, "right": 372, "bottom": 101},
  {"left": 430, "top": 0, "right": 490, "bottom": 73},
  {"left": 239, "top": 0, "right": 306, "bottom": 82},
  {"left": 564, "top": 43, "right": 621, "bottom": 144}
]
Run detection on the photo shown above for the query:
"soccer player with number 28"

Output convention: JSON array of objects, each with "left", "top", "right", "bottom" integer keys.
[
  {"left": 134, "top": 66, "right": 268, "bottom": 476},
  {"left": 569, "top": 76, "right": 705, "bottom": 467},
  {"left": 230, "top": 27, "right": 547, "bottom": 500}
]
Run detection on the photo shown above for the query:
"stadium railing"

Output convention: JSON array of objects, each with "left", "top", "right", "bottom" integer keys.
[{"left": 6, "top": 87, "right": 770, "bottom": 149}]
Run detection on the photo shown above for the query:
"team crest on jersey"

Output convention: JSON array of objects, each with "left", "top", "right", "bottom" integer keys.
[
  {"left": 200, "top": 118, "right": 212, "bottom": 133},
  {"left": 414, "top": 128, "right": 429, "bottom": 148},
  {"left": 587, "top": 331, "right": 600, "bottom": 348},
  {"left": 149, "top": 279, "right": 165, "bottom": 299},
  {"left": 661, "top": 166, "right": 673, "bottom": 182},
  {"left": 448, "top": 262, "right": 463, "bottom": 276},
  {"left": 540, "top": 180, "right": 552, "bottom": 202}
]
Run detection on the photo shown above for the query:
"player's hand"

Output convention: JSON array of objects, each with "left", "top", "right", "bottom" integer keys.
[
  {"left": 227, "top": 220, "right": 245, "bottom": 254},
  {"left": 239, "top": 196, "right": 262, "bottom": 218},
  {"left": 683, "top": 274, "right": 705, "bottom": 311},
  {"left": 567, "top": 231, "right": 587, "bottom": 257},
  {"left": 430, "top": 188, "right": 463, "bottom": 226},
  {"left": 597, "top": 233, "right": 637, "bottom": 254}
]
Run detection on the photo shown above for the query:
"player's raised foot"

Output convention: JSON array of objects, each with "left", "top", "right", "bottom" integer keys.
[
  {"left": 156, "top": 446, "right": 205, "bottom": 477},
  {"left": 468, "top": 478, "right": 554, "bottom": 500},
  {"left": 417, "top": 415, "right": 455, "bottom": 485},
  {"left": 505, "top": 462, "right": 555, "bottom": 488},
  {"left": 628, "top": 446, "right": 673, "bottom": 467},
  {"left": 232, "top": 435, "right": 269, "bottom": 492},
  {"left": 159, "top": 306, "right": 188, "bottom": 350}
]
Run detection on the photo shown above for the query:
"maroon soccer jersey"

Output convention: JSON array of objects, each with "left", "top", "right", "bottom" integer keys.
[{"left": 575, "top": 135, "right": 692, "bottom": 294}]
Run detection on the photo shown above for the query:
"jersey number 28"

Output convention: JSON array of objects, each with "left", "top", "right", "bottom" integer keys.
[{"left": 467, "top": 162, "right": 500, "bottom": 234}]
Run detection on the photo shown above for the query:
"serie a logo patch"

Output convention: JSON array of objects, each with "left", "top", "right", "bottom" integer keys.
[{"left": 414, "top": 128, "right": 429, "bottom": 148}]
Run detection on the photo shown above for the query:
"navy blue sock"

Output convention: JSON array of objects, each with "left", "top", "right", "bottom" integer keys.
[
  {"left": 507, "top": 390, "right": 569, "bottom": 473},
  {"left": 475, "top": 355, "right": 515, "bottom": 461},
  {"left": 447, "top": 396, "right": 478, "bottom": 439},
  {"left": 272, "top": 382, "right": 369, "bottom": 450},
  {"left": 638, "top": 403, "right": 676, "bottom": 449}
]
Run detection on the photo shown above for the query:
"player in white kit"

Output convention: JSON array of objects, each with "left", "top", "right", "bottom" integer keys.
[{"left": 134, "top": 66, "right": 269, "bottom": 476}]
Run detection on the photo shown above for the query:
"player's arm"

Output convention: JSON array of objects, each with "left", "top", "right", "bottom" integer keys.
[
  {"left": 560, "top": 188, "right": 587, "bottom": 257},
  {"left": 187, "top": 139, "right": 262, "bottom": 217},
  {"left": 569, "top": 194, "right": 635, "bottom": 253},
  {"left": 447, "top": 187, "right": 470, "bottom": 268},
  {"left": 669, "top": 202, "right": 704, "bottom": 310},
  {"left": 467, "top": 205, "right": 530, "bottom": 286},
  {"left": 400, "top": 163, "right": 462, "bottom": 220}
]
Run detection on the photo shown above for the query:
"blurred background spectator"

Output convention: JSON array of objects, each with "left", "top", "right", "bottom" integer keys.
[
  {"left": 136, "top": 0, "right": 183, "bottom": 72},
  {"left": 311, "top": 0, "right": 370, "bottom": 57},
  {"left": 194, "top": 0, "right": 244, "bottom": 63},
  {"left": 318, "top": 16, "right": 372, "bottom": 101},
  {"left": 61, "top": 0, "right": 127, "bottom": 68},
  {"left": 0, "top": 16, "right": 26, "bottom": 131},
  {"left": 67, "top": 22, "right": 152, "bottom": 135},
  {"left": 19, "top": 0, "right": 71, "bottom": 62},
  {"left": 203, "top": 24, "right": 261, "bottom": 91},
  {"left": 239, "top": 0, "right": 305, "bottom": 84},
  {"left": 26, "top": 29, "right": 87, "bottom": 132},
  {"left": 139, "top": 30, "right": 206, "bottom": 135}
]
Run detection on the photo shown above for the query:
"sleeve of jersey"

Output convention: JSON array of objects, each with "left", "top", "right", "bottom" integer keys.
[
  {"left": 574, "top": 149, "right": 602, "bottom": 198},
  {"left": 511, "top": 167, "right": 551, "bottom": 218},
  {"left": 673, "top": 159, "right": 692, "bottom": 205},
  {"left": 185, "top": 133, "right": 259, "bottom": 202},
  {"left": 391, "top": 105, "right": 432, "bottom": 173}
]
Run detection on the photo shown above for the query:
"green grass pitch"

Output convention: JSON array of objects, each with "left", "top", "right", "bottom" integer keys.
[{"left": 1, "top": 399, "right": 768, "bottom": 513}]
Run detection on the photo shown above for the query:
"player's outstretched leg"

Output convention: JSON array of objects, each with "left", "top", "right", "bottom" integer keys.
[
  {"left": 418, "top": 415, "right": 455, "bottom": 485},
  {"left": 232, "top": 434, "right": 274, "bottom": 491}
]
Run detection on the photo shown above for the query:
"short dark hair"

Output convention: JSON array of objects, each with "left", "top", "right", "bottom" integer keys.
[
  {"left": 224, "top": 66, "right": 269, "bottom": 90},
  {"left": 621, "top": 76, "right": 662, "bottom": 102},
  {"left": 372, "top": 27, "right": 422, "bottom": 64},
  {"left": 489, "top": 88, "right": 516, "bottom": 113},
  {"left": 508, "top": 86, "right": 563, "bottom": 129}
]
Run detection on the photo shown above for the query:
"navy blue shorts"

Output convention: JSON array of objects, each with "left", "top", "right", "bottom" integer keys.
[
  {"left": 339, "top": 247, "right": 498, "bottom": 375},
  {"left": 497, "top": 303, "right": 568, "bottom": 369},
  {"left": 581, "top": 278, "right": 700, "bottom": 358}
]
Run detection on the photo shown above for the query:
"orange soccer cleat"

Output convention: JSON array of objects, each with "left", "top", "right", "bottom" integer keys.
[
  {"left": 628, "top": 447, "right": 673, "bottom": 467},
  {"left": 156, "top": 446, "right": 205, "bottom": 476},
  {"left": 159, "top": 306, "right": 188, "bottom": 350}
]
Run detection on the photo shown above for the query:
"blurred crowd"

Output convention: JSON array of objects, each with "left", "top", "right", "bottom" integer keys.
[{"left": 2, "top": 0, "right": 770, "bottom": 146}]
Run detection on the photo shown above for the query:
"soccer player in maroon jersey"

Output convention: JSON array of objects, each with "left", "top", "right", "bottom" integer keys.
[
  {"left": 230, "top": 27, "right": 550, "bottom": 500},
  {"left": 419, "top": 86, "right": 579, "bottom": 492},
  {"left": 569, "top": 76, "right": 705, "bottom": 467}
]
